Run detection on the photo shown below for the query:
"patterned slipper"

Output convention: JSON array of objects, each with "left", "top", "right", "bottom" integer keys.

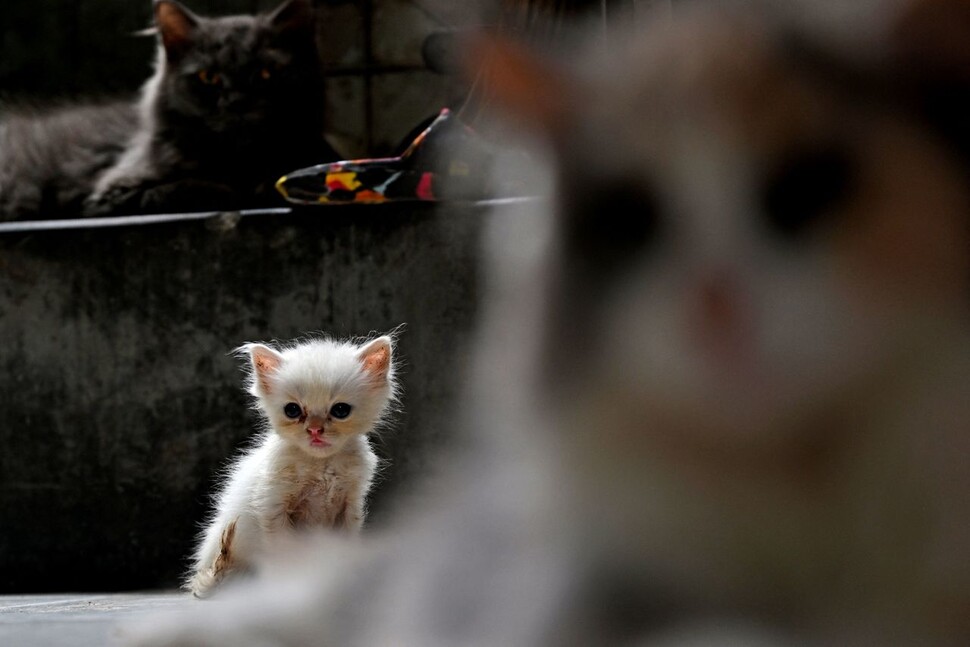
[{"left": 275, "top": 109, "right": 494, "bottom": 204}]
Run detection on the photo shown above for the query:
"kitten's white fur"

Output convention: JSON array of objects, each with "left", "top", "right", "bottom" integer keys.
[{"left": 185, "top": 335, "right": 397, "bottom": 597}]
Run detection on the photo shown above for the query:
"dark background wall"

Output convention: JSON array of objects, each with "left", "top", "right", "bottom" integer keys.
[
  {"left": 0, "top": 0, "right": 157, "bottom": 99},
  {"left": 0, "top": 205, "right": 487, "bottom": 593}
]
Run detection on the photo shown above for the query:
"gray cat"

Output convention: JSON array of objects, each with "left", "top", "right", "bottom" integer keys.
[{"left": 0, "top": 0, "right": 336, "bottom": 221}]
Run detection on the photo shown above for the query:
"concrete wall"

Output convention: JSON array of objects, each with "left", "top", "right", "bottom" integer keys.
[{"left": 0, "top": 204, "right": 487, "bottom": 592}]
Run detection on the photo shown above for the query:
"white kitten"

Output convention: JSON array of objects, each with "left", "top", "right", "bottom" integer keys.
[{"left": 184, "top": 334, "right": 397, "bottom": 597}]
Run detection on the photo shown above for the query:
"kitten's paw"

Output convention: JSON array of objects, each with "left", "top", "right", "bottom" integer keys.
[
  {"left": 185, "top": 518, "right": 239, "bottom": 598},
  {"left": 184, "top": 569, "right": 219, "bottom": 599}
]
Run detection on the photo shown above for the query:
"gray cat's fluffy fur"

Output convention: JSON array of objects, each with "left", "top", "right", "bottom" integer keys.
[{"left": 0, "top": 100, "right": 136, "bottom": 220}]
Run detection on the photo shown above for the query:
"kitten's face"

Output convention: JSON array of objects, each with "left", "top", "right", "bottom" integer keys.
[
  {"left": 245, "top": 337, "right": 394, "bottom": 459},
  {"left": 154, "top": 0, "right": 320, "bottom": 138},
  {"left": 534, "top": 12, "right": 968, "bottom": 447}
]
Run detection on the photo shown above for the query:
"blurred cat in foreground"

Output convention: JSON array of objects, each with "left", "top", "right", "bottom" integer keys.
[{"left": 122, "top": 0, "right": 970, "bottom": 644}]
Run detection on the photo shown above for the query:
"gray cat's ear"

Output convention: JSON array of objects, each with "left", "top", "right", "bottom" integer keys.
[
  {"left": 268, "top": 0, "right": 315, "bottom": 36},
  {"left": 357, "top": 337, "right": 393, "bottom": 384},
  {"left": 247, "top": 344, "right": 285, "bottom": 396},
  {"left": 154, "top": 0, "right": 199, "bottom": 61}
]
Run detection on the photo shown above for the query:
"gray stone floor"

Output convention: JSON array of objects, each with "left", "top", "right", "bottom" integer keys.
[{"left": 0, "top": 592, "right": 190, "bottom": 647}]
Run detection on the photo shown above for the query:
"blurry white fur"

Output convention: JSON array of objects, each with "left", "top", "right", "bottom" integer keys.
[
  {"left": 185, "top": 334, "right": 397, "bottom": 597},
  {"left": 123, "top": 0, "right": 970, "bottom": 644}
]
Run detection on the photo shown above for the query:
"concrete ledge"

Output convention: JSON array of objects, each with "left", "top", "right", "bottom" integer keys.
[{"left": 0, "top": 592, "right": 188, "bottom": 647}]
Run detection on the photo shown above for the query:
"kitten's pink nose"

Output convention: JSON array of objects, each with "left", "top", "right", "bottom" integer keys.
[
  {"left": 305, "top": 415, "right": 327, "bottom": 434},
  {"left": 306, "top": 425, "right": 331, "bottom": 448}
]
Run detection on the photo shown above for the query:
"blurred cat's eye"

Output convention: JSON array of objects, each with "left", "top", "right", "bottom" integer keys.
[
  {"left": 197, "top": 69, "right": 221, "bottom": 85},
  {"left": 330, "top": 402, "right": 352, "bottom": 419},
  {"left": 283, "top": 402, "right": 302, "bottom": 419},
  {"left": 763, "top": 146, "right": 853, "bottom": 239},
  {"left": 565, "top": 178, "right": 660, "bottom": 267}
]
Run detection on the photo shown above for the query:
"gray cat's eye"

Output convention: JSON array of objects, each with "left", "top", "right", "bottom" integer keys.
[
  {"left": 283, "top": 402, "right": 302, "bottom": 419},
  {"left": 196, "top": 69, "right": 221, "bottom": 86},
  {"left": 330, "top": 402, "right": 352, "bottom": 419}
]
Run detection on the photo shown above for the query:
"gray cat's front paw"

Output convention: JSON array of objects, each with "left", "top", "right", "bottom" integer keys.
[
  {"left": 83, "top": 183, "right": 142, "bottom": 217},
  {"left": 137, "top": 180, "right": 236, "bottom": 213}
]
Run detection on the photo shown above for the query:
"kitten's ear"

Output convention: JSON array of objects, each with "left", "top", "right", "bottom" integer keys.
[
  {"left": 268, "top": 0, "right": 315, "bottom": 37},
  {"left": 889, "top": 0, "right": 970, "bottom": 163},
  {"left": 154, "top": 0, "right": 199, "bottom": 62},
  {"left": 247, "top": 344, "right": 285, "bottom": 396},
  {"left": 466, "top": 34, "right": 578, "bottom": 141},
  {"left": 357, "top": 337, "right": 393, "bottom": 384}
]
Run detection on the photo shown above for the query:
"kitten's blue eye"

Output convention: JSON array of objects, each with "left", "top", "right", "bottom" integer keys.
[
  {"left": 330, "top": 403, "right": 352, "bottom": 420},
  {"left": 283, "top": 402, "right": 302, "bottom": 419}
]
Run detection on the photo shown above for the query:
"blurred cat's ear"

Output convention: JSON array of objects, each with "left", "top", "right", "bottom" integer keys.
[
  {"left": 357, "top": 337, "right": 393, "bottom": 383},
  {"left": 889, "top": 0, "right": 970, "bottom": 162},
  {"left": 268, "top": 0, "right": 315, "bottom": 37},
  {"left": 248, "top": 344, "right": 285, "bottom": 395},
  {"left": 466, "top": 34, "right": 578, "bottom": 141},
  {"left": 154, "top": 0, "right": 199, "bottom": 62}
]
